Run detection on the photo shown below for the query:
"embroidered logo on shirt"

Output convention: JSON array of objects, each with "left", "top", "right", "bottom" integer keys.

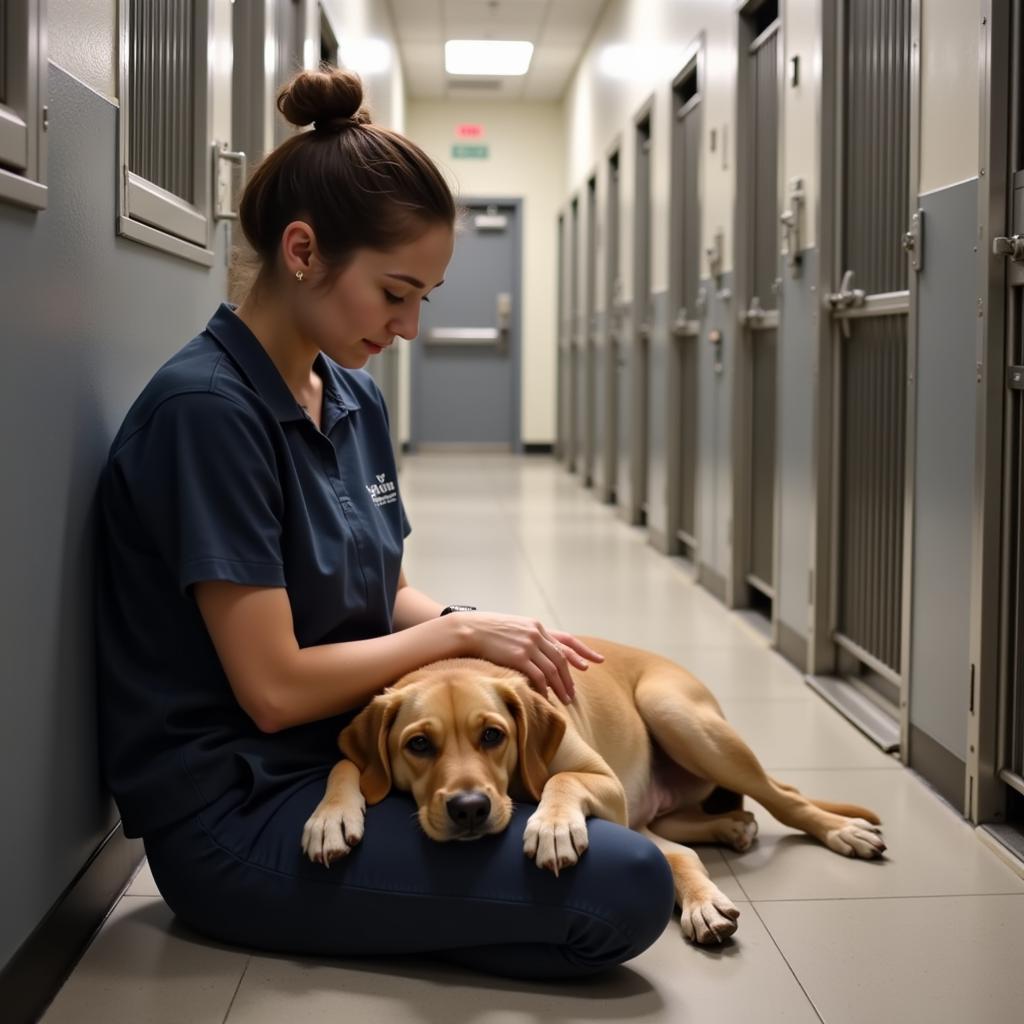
[{"left": 367, "top": 472, "right": 398, "bottom": 507}]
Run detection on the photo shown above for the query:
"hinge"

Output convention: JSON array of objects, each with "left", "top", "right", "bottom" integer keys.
[
  {"left": 1009, "top": 365, "right": 1024, "bottom": 390},
  {"left": 969, "top": 663, "right": 976, "bottom": 713},
  {"left": 808, "top": 568, "right": 814, "bottom": 604},
  {"left": 42, "top": 106, "right": 49, "bottom": 132}
]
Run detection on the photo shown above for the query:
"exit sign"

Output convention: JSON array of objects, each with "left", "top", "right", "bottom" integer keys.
[
  {"left": 456, "top": 123, "right": 484, "bottom": 138},
  {"left": 451, "top": 143, "right": 489, "bottom": 159}
]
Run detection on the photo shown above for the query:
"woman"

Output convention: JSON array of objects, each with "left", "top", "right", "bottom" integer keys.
[{"left": 96, "top": 68, "right": 674, "bottom": 979}]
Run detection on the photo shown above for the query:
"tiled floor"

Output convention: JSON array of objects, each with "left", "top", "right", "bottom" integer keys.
[{"left": 43, "top": 454, "right": 1024, "bottom": 1023}]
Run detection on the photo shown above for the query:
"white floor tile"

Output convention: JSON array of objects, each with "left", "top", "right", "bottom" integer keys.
[
  {"left": 40, "top": 898, "right": 248, "bottom": 1024},
  {"left": 756, "top": 895, "right": 1024, "bottom": 1024}
]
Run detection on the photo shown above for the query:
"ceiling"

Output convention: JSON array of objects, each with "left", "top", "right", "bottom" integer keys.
[{"left": 387, "top": 0, "right": 610, "bottom": 102}]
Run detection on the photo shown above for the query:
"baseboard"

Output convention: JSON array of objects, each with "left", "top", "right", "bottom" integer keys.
[
  {"left": 697, "top": 563, "right": 727, "bottom": 603},
  {"left": 776, "top": 619, "right": 809, "bottom": 671},
  {"left": 0, "top": 823, "right": 143, "bottom": 1024},
  {"left": 522, "top": 443, "right": 554, "bottom": 454},
  {"left": 909, "top": 725, "right": 966, "bottom": 814}
]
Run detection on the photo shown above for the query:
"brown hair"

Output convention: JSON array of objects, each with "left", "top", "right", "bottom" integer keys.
[{"left": 235, "top": 66, "right": 455, "bottom": 293}]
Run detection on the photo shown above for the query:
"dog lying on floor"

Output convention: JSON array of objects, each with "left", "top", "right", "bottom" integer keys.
[{"left": 302, "top": 637, "right": 885, "bottom": 945}]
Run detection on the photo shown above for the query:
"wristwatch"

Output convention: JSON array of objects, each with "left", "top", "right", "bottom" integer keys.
[{"left": 440, "top": 604, "right": 477, "bottom": 616}]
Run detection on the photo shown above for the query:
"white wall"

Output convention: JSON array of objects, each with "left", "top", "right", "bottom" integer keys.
[
  {"left": 920, "top": 0, "right": 981, "bottom": 195},
  {"left": 405, "top": 99, "right": 566, "bottom": 445},
  {"left": 563, "top": 0, "right": 738, "bottom": 314}
]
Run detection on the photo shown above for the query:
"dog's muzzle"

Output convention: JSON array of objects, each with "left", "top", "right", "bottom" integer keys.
[{"left": 445, "top": 791, "right": 491, "bottom": 838}]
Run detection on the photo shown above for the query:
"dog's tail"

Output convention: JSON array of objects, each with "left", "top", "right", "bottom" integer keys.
[{"left": 769, "top": 776, "right": 881, "bottom": 825}]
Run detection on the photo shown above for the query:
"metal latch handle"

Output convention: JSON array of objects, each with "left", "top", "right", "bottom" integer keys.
[{"left": 993, "top": 235, "right": 1024, "bottom": 261}]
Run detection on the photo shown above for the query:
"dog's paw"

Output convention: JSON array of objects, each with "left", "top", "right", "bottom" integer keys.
[
  {"left": 523, "top": 807, "right": 589, "bottom": 876},
  {"left": 715, "top": 813, "right": 758, "bottom": 852},
  {"left": 680, "top": 888, "right": 741, "bottom": 945},
  {"left": 825, "top": 818, "right": 886, "bottom": 859},
  {"left": 301, "top": 799, "right": 365, "bottom": 866}
]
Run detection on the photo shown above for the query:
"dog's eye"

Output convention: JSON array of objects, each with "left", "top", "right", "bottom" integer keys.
[
  {"left": 481, "top": 727, "right": 505, "bottom": 748},
  {"left": 406, "top": 735, "right": 435, "bottom": 756}
]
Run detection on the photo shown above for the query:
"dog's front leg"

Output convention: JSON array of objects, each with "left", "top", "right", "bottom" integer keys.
[
  {"left": 523, "top": 770, "right": 627, "bottom": 876},
  {"left": 301, "top": 759, "right": 366, "bottom": 866}
]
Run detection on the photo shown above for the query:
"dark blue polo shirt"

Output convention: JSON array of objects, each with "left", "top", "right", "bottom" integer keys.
[{"left": 96, "top": 303, "right": 411, "bottom": 838}]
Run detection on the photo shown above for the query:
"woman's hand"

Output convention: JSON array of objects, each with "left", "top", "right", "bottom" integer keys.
[{"left": 448, "top": 613, "right": 604, "bottom": 704}]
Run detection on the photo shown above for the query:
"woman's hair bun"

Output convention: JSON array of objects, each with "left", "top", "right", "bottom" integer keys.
[{"left": 276, "top": 67, "right": 371, "bottom": 129}]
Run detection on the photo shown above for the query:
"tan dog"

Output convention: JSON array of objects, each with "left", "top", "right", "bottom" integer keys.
[{"left": 302, "top": 638, "right": 885, "bottom": 945}]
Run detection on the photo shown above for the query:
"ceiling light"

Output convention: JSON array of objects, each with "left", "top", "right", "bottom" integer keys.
[{"left": 444, "top": 40, "right": 534, "bottom": 77}]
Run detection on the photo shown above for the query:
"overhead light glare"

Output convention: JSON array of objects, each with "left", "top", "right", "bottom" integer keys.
[{"left": 445, "top": 40, "right": 534, "bottom": 76}]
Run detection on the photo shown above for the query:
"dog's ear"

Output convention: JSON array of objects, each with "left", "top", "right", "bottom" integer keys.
[
  {"left": 339, "top": 692, "right": 402, "bottom": 805},
  {"left": 499, "top": 683, "right": 567, "bottom": 800}
]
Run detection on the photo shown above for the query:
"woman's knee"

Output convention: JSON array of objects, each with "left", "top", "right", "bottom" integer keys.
[{"left": 563, "top": 822, "right": 675, "bottom": 970}]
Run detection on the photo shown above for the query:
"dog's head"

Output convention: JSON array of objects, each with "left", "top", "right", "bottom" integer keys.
[{"left": 339, "top": 660, "right": 566, "bottom": 841}]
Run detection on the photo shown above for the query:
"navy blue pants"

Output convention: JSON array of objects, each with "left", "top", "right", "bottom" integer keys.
[{"left": 143, "top": 774, "right": 675, "bottom": 979}]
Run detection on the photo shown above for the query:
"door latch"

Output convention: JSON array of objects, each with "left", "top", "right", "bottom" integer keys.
[
  {"left": 1009, "top": 366, "right": 1024, "bottom": 390},
  {"left": 739, "top": 295, "right": 765, "bottom": 326},
  {"left": 993, "top": 235, "right": 1024, "bottom": 261},
  {"left": 826, "top": 269, "right": 866, "bottom": 338},
  {"left": 902, "top": 209, "right": 924, "bottom": 271}
]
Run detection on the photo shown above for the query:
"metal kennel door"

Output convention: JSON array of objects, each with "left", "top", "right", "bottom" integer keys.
[
  {"left": 826, "top": 0, "right": 913, "bottom": 697},
  {"left": 628, "top": 112, "right": 653, "bottom": 524},
  {"left": 669, "top": 56, "right": 703, "bottom": 554},
  {"left": 600, "top": 149, "right": 622, "bottom": 503},
  {"left": 740, "top": 10, "right": 781, "bottom": 597},
  {"left": 993, "top": 0, "right": 1024, "bottom": 811},
  {"left": 582, "top": 175, "right": 598, "bottom": 486},
  {"left": 568, "top": 195, "right": 580, "bottom": 472}
]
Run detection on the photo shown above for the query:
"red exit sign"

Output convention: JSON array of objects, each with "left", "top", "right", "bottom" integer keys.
[{"left": 455, "top": 123, "right": 484, "bottom": 139}]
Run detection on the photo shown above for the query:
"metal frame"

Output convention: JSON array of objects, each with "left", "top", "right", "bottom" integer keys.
[
  {"left": 969, "top": 0, "right": 1012, "bottom": 824},
  {"left": 809, "top": 0, "right": 921, "bottom": 764},
  {"left": 556, "top": 208, "right": 567, "bottom": 462},
  {"left": 410, "top": 196, "right": 525, "bottom": 453},
  {"left": 626, "top": 92, "right": 656, "bottom": 526},
  {"left": 665, "top": 34, "right": 706, "bottom": 557},
  {"left": 583, "top": 167, "right": 600, "bottom": 488},
  {"left": 117, "top": 0, "right": 216, "bottom": 266},
  {"left": 568, "top": 190, "right": 581, "bottom": 473},
  {"left": 731, "top": 1, "right": 784, "bottom": 633},
  {"left": 0, "top": 0, "right": 47, "bottom": 210},
  {"left": 600, "top": 136, "right": 624, "bottom": 503}
]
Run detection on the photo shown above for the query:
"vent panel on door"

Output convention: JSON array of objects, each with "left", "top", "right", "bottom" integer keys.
[
  {"left": 842, "top": 0, "right": 911, "bottom": 296},
  {"left": 837, "top": 316, "right": 907, "bottom": 673},
  {"left": 752, "top": 25, "right": 780, "bottom": 309},
  {"left": 128, "top": 0, "right": 195, "bottom": 202}
]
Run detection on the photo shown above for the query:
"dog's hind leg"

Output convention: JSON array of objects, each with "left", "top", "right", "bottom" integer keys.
[
  {"left": 639, "top": 827, "right": 741, "bottom": 945},
  {"left": 635, "top": 672, "right": 886, "bottom": 859},
  {"left": 649, "top": 807, "right": 758, "bottom": 853}
]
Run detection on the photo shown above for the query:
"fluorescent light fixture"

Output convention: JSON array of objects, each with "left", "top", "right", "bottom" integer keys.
[{"left": 445, "top": 40, "right": 534, "bottom": 77}]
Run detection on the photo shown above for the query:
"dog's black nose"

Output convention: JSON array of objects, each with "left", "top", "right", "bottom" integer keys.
[{"left": 446, "top": 792, "right": 491, "bottom": 830}]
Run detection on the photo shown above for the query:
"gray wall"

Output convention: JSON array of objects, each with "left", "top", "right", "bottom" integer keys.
[
  {"left": 909, "top": 177, "right": 979, "bottom": 763},
  {"left": 0, "top": 65, "right": 229, "bottom": 971},
  {"left": 776, "top": 249, "right": 818, "bottom": 652}
]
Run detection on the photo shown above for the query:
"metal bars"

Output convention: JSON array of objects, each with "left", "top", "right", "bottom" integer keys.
[
  {"left": 842, "top": 0, "right": 911, "bottom": 296},
  {"left": 836, "top": 315, "right": 907, "bottom": 673},
  {"left": 750, "top": 327, "right": 778, "bottom": 586},
  {"left": 1007, "top": 288, "right": 1024, "bottom": 783},
  {"left": 751, "top": 25, "right": 780, "bottom": 309},
  {"left": 128, "top": 0, "right": 195, "bottom": 202}
]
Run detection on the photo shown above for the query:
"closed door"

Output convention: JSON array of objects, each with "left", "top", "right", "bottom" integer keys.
[
  {"left": 412, "top": 203, "right": 520, "bottom": 448},
  {"left": 994, "top": 1, "right": 1024, "bottom": 820},
  {"left": 743, "top": 6, "right": 781, "bottom": 598},
  {"left": 827, "top": 0, "right": 912, "bottom": 701},
  {"left": 670, "top": 55, "right": 702, "bottom": 555},
  {"left": 600, "top": 149, "right": 621, "bottom": 503}
]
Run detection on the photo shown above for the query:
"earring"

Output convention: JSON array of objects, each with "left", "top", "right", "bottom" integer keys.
[{"left": 295, "top": 270, "right": 304, "bottom": 282}]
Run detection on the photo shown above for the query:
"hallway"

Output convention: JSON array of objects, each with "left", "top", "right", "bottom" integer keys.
[{"left": 41, "top": 454, "right": 1024, "bottom": 1024}]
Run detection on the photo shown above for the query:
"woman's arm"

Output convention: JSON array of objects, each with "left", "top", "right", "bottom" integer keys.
[
  {"left": 391, "top": 569, "right": 445, "bottom": 628},
  {"left": 195, "top": 576, "right": 604, "bottom": 734}
]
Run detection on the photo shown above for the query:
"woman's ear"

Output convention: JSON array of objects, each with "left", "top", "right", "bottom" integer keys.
[
  {"left": 280, "top": 219, "right": 317, "bottom": 277},
  {"left": 339, "top": 692, "right": 401, "bottom": 804},
  {"left": 498, "top": 683, "right": 566, "bottom": 801}
]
